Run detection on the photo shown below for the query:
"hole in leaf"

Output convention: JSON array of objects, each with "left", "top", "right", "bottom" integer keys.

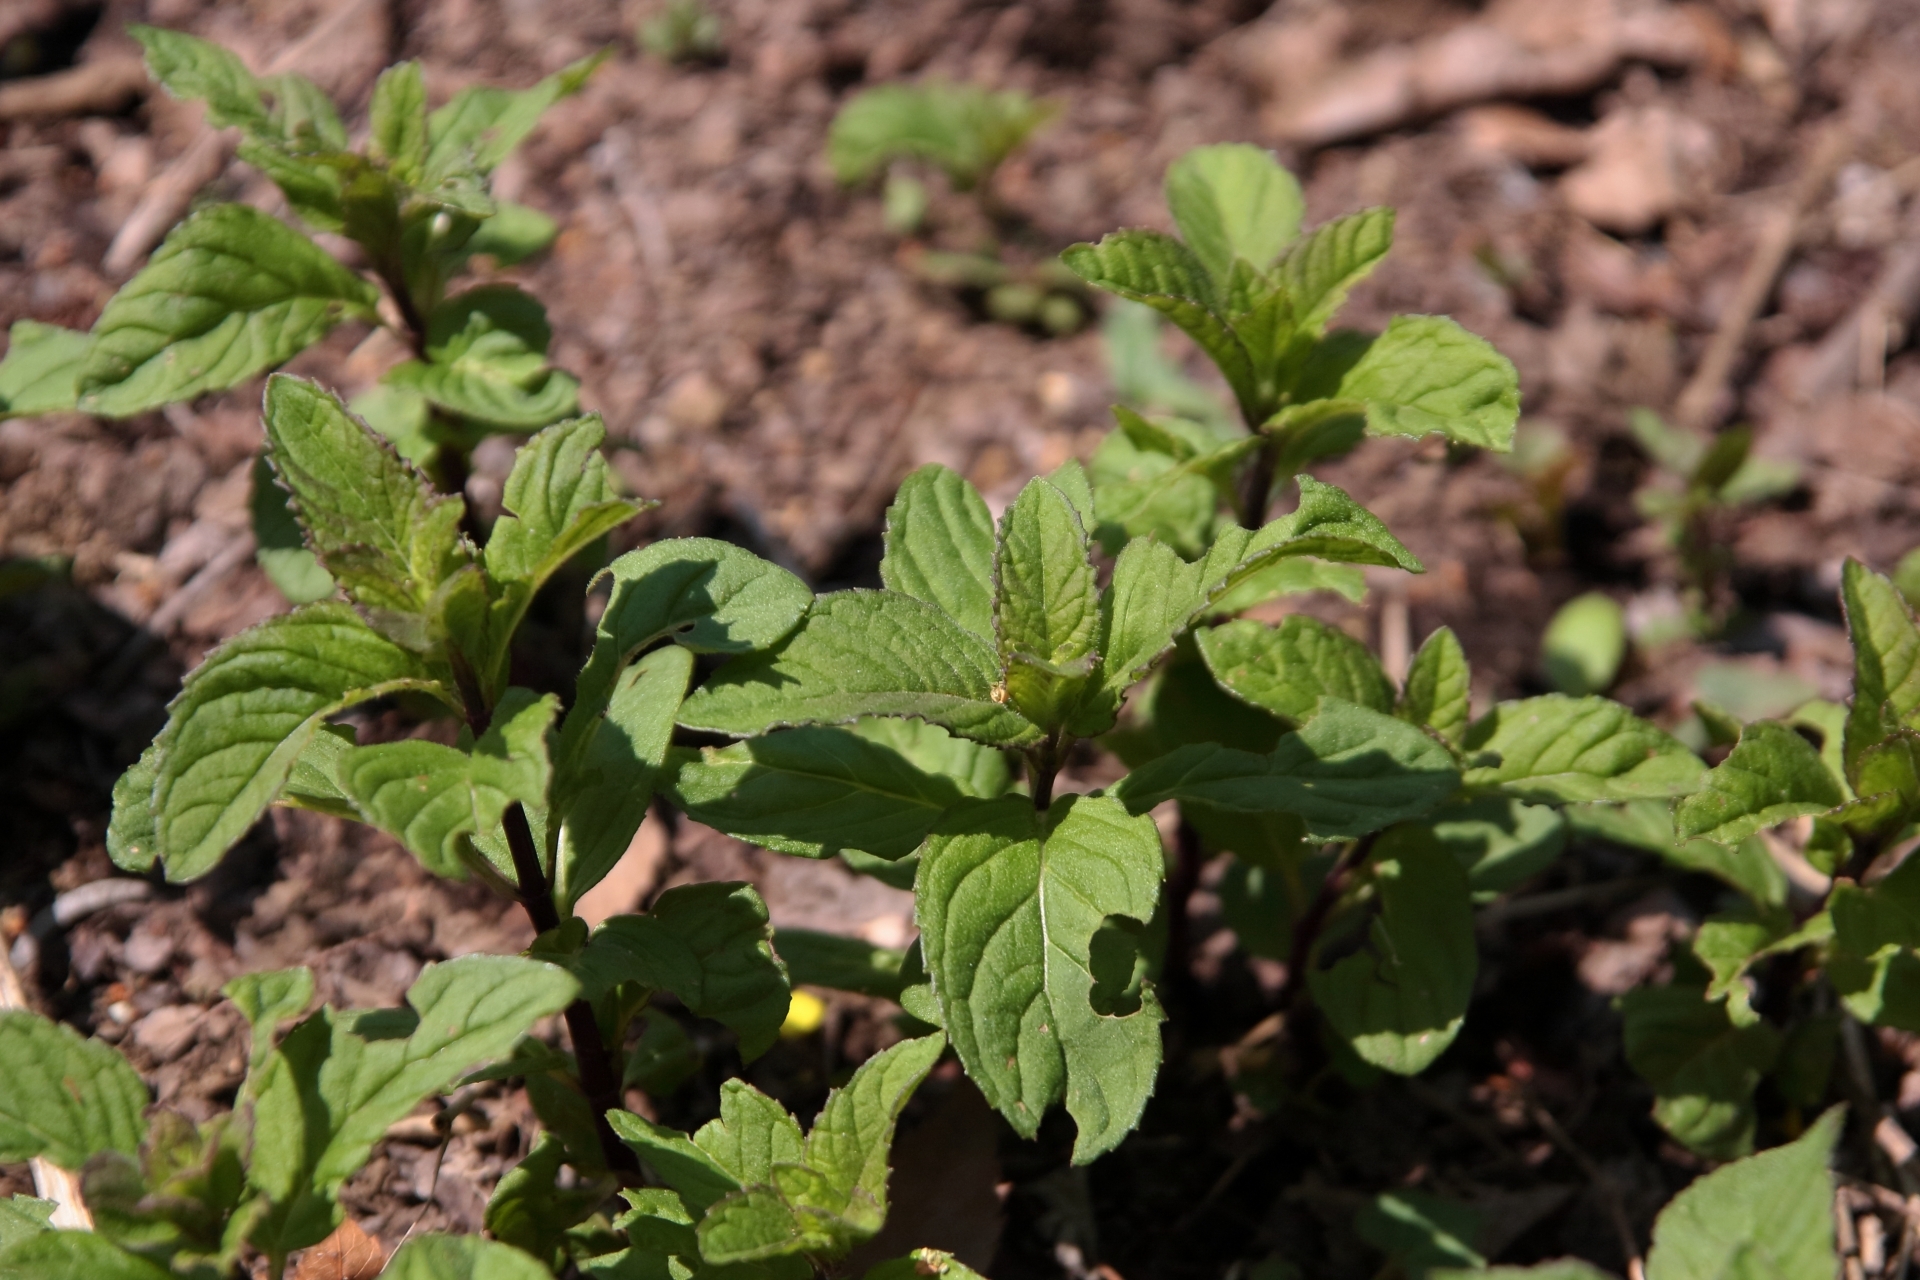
[{"left": 1087, "top": 913, "right": 1150, "bottom": 1017}]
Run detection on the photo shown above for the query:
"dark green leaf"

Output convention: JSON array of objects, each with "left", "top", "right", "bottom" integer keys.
[
  {"left": 0, "top": 1011, "right": 149, "bottom": 1169},
  {"left": 1398, "top": 626, "right": 1470, "bottom": 745},
  {"left": 774, "top": 930, "right": 908, "bottom": 1001},
  {"left": 1377, "top": 796, "right": 1565, "bottom": 902},
  {"left": 1619, "top": 985, "right": 1778, "bottom": 1159},
  {"left": 880, "top": 463, "right": 996, "bottom": 641},
  {"left": 79, "top": 207, "right": 378, "bottom": 416}
]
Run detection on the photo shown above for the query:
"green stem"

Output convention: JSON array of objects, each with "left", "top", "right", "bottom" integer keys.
[{"left": 1238, "top": 438, "right": 1277, "bottom": 528}]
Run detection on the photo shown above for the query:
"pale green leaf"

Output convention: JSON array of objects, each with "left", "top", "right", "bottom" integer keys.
[
  {"left": 380, "top": 1235, "right": 553, "bottom": 1280},
  {"left": 1842, "top": 558, "right": 1920, "bottom": 777},
  {"left": 1644, "top": 1106, "right": 1840, "bottom": 1280},
  {"left": 263, "top": 375, "right": 468, "bottom": 638},
  {"left": 0, "top": 1231, "right": 176, "bottom": 1280},
  {"left": 333, "top": 689, "right": 557, "bottom": 880},
  {"left": 1163, "top": 143, "right": 1303, "bottom": 286},
  {"left": 368, "top": 62, "right": 427, "bottom": 182},
  {"left": 79, "top": 207, "right": 378, "bottom": 416},
  {"left": 0, "top": 1197, "right": 55, "bottom": 1251},
  {"left": 825, "top": 82, "right": 1051, "bottom": 189},
  {"left": 554, "top": 644, "right": 690, "bottom": 912},
  {"left": 1673, "top": 721, "right": 1844, "bottom": 846},
  {"left": 251, "top": 450, "right": 337, "bottom": 604},
  {"left": 1463, "top": 695, "right": 1706, "bottom": 803},
  {"left": 143, "top": 602, "right": 446, "bottom": 880},
  {"left": 1620, "top": 985, "right": 1779, "bottom": 1159},
  {"left": 1308, "top": 315, "right": 1520, "bottom": 452},
  {"left": 1356, "top": 1190, "right": 1484, "bottom": 1275},
  {"left": 1114, "top": 700, "right": 1460, "bottom": 839},
  {"left": 0, "top": 321, "right": 89, "bottom": 416},
  {"left": 880, "top": 463, "right": 996, "bottom": 640},
  {"left": 917, "top": 795, "right": 1163, "bottom": 1162},
  {"left": 0, "top": 1011, "right": 149, "bottom": 1169},
  {"left": 1399, "top": 627, "right": 1471, "bottom": 745},
  {"left": 1310, "top": 842, "right": 1475, "bottom": 1074},
  {"left": 464, "top": 201, "right": 560, "bottom": 265},
  {"left": 425, "top": 50, "right": 605, "bottom": 179},
  {"left": 130, "top": 25, "right": 271, "bottom": 133},
  {"left": 584, "top": 883, "right": 790, "bottom": 1060},
  {"left": 106, "top": 740, "right": 162, "bottom": 872},
  {"left": 994, "top": 474, "right": 1101, "bottom": 726},
  {"left": 1275, "top": 206, "right": 1395, "bottom": 338},
  {"left": 679, "top": 590, "right": 1041, "bottom": 748},
  {"left": 225, "top": 966, "right": 317, "bottom": 1071},
  {"left": 665, "top": 727, "right": 966, "bottom": 861},
  {"left": 1196, "top": 615, "right": 1393, "bottom": 726},
  {"left": 384, "top": 300, "right": 579, "bottom": 431},
  {"left": 1542, "top": 592, "right": 1625, "bottom": 696},
  {"left": 612, "top": 1077, "right": 802, "bottom": 1212},
  {"left": 1088, "top": 421, "right": 1236, "bottom": 558}
]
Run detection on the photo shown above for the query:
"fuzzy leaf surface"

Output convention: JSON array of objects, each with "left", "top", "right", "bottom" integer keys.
[
  {"left": 142, "top": 602, "right": 444, "bottom": 880},
  {"left": 424, "top": 51, "right": 603, "bottom": 179},
  {"left": 1310, "top": 842, "right": 1475, "bottom": 1074},
  {"left": 881, "top": 463, "right": 996, "bottom": 640},
  {"left": 0, "top": 1012, "right": 149, "bottom": 1170},
  {"left": 0, "top": 321, "right": 89, "bottom": 415},
  {"left": 1274, "top": 207, "right": 1395, "bottom": 339},
  {"left": 679, "top": 590, "right": 1041, "bottom": 748},
  {"left": 1643, "top": 1106, "right": 1840, "bottom": 1280},
  {"left": 1843, "top": 558, "right": 1920, "bottom": 776},
  {"left": 1462, "top": 695, "right": 1706, "bottom": 803},
  {"left": 1196, "top": 615, "right": 1393, "bottom": 726},
  {"left": 916, "top": 796, "right": 1163, "bottom": 1162},
  {"left": 1308, "top": 315, "right": 1519, "bottom": 451},
  {"left": 1163, "top": 143, "right": 1302, "bottom": 285},
  {"left": 79, "top": 207, "right": 378, "bottom": 416},
  {"left": 1673, "top": 721, "right": 1844, "bottom": 846},
  {"left": 1398, "top": 627, "right": 1471, "bottom": 745},
  {"left": 1114, "top": 700, "right": 1459, "bottom": 838},
  {"left": 994, "top": 475, "right": 1101, "bottom": 726},
  {"left": 130, "top": 25, "right": 270, "bottom": 132}
]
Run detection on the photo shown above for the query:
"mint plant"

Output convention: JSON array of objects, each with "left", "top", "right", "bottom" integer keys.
[{"left": 0, "top": 30, "right": 597, "bottom": 602}]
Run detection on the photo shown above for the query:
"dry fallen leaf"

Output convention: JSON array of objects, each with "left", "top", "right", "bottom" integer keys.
[{"left": 291, "top": 1219, "right": 385, "bottom": 1280}]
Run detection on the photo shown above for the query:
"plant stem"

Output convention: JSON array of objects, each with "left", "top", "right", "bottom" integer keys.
[
  {"left": 1238, "top": 442, "right": 1277, "bottom": 528},
  {"left": 1274, "top": 833, "right": 1375, "bottom": 1013},
  {"left": 1162, "top": 818, "right": 1206, "bottom": 1001},
  {"left": 504, "top": 802, "right": 640, "bottom": 1176}
]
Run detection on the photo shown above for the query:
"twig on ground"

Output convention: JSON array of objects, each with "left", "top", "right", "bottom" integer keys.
[
  {"left": 0, "top": 58, "right": 147, "bottom": 121},
  {"left": 1673, "top": 121, "right": 1853, "bottom": 429},
  {"left": 1792, "top": 201, "right": 1920, "bottom": 406}
]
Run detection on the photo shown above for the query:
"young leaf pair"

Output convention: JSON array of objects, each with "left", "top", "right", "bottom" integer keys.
[
  {"left": 1066, "top": 142, "right": 1521, "bottom": 534},
  {"left": 1601, "top": 559, "right": 1920, "bottom": 1159},
  {"left": 0, "top": 956, "right": 576, "bottom": 1279}
]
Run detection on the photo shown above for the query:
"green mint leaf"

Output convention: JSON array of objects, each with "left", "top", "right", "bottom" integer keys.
[
  {"left": 826, "top": 83, "right": 1051, "bottom": 189},
  {"left": 1089, "top": 420, "right": 1238, "bottom": 559},
  {"left": 248, "top": 955, "right": 577, "bottom": 1255},
  {"left": 1376, "top": 796, "right": 1566, "bottom": 903},
  {"left": 485, "top": 1132, "right": 610, "bottom": 1266},
  {"left": 384, "top": 309, "right": 580, "bottom": 432},
  {"left": 1541, "top": 591, "right": 1626, "bottom": 696},
  {"left": 380, "top": 1235, "right": 552, "bottom": 1280},
  {"left": 464, "top": 201, "right": 560, "bottom": 265},
  {"left": 1219, "top": 474, "right": 1424, "bottom": 576},
  {"left": 611, "top": 1186, "right": 699, "bottom": 1256},
  {"left": 774, "top": 930, "right": 908, "bottom": 1001},
  {"left": 864, "top": 1249, "right": 990, "bottom": 1280},
  {"left": 993, "top": 474, "right": 1102, "bottom": 727},
  {"left": 235, "top": 137, "right": 351, "bottom": 232},
  {"left": 263, "top": 375, "right": 470, "bottom": 646},
  {"left": 0, "top": 1230, "right": 176, "bottom": 1279},
  {"left": 1163, "top": 142, "right": 1303, "bottom": 287},
  {"left": 79, "top": 207, "right": 378, "bottom": 416},
  {"left": 1571, "top": 800, "right": 1789, "bottom": 911},
  {"left": 1621, "top": 984, "right": 1779, "bottom": 1159},
  {"left": 679, "top": 590, "right": 1042, "bottom": 748},
  {"left": 581, "top": 883, "right": 790, "bottom": 1060},
  {"left": 1672, "top": 721, "right": 1845, "bottom": 846},
  {"left": 368, "top": 62, "right": 427, "bottom": 183},
  {"left": 1355, "top": 1191, "right": 1484, "bottom": 1275},
  {"left": 482, "top": 414, "right": 646, "bottom": 681},
  {"left": 251, "top": 452, "right": 337, "bottom": 605},
  {"left": 0, "top": 1011, "right": 149, "bottom": 1169},
  {"left": 612, "top": 1078, "right": 803, "bottom": 1212},
  {"left": 917, "top": 795, "right": 1163, "bottom": 1162},
  {"left": 1062, "top": 231, "right": 1259, "bottom": 417},
  {"left": 665, "top": 726, "right": 967, "bottom": 861},
  {"left": 0, "top": 321, "right": 89, "bottom": 415},
  {"left": 695, "top": 1033, "right": 947, "bottom": 1265},
  {"left": 1828, "top": 854, "right": 1920, "bottom": 1031},
  {"left": 1694, "top": 912, "right": 1806, "bottom": 1028},
  {"left": 880, "top": 463, "right": 996, "bottom": 640},
  {"left": 1196, "top": 615, "right": 1394, "bottom": 726},
  {"left": 1644, "top": 1106, "right": 1841, "bottom": 1280},
  {"left": 1432, "top": 1266, "right": 1612, "bottom": 1280},
  {"left": 424, "top": 50, "right": 606, "bottom": 180},
  {"left": 0, "top": 1197, "right": 56, "bottom": 1251},
  {"left": 1462, "top": 695, "right": 1706, "bottom": 804},
  {"left": 262, "top": 71, "right": 345, "bottom": 146},
  {"left": 106, "top": 741, "right": 163, "bottom": 872},
  {"left": 1836, "top": 728, "right": 1920, "bottom": 838},
  {"left": 139, "top": 602, "right": 446, "bottom": 881},
  {"left": 1302, "top": 315, "right": 1520, "bottom": 452},
  {"left": 224, "top": 966, "right": 317, "bottom": 1072},
  {"left": 1311, "top": 841, "right": 1475, "bottom": 1074},
  {"left": 1114, "top": 700, "right": 1459, "bottom": 839},
  {"left": 553, "top": 645, "right": 689, "bottom": 911},
  {"left": 1275, "top": 207, "right": 1395, "bottom": 339},
  {"left": 1398, "top": 626, "right": 1470, "bottom": 745},
  {"left": 279, "top": 723, "right": 362, "bottom": 821},
  {"left": 1842, "top": 557, "right": 1920, "bottom": 777},
  {"left": 333, "top": 689, "right": 558, "bottom": 880},
  {"left": 129, "top": 25, "right": 271, "bottom": 133},
  {"left": 349, "top": 381, "right": 436, "bottom": 464},
  {"left": 849, "top": 716, "right": 1011, "bottom": 798},
  {"left": 1103, "top": 301, "right": 1238, "bottom": 430}
]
